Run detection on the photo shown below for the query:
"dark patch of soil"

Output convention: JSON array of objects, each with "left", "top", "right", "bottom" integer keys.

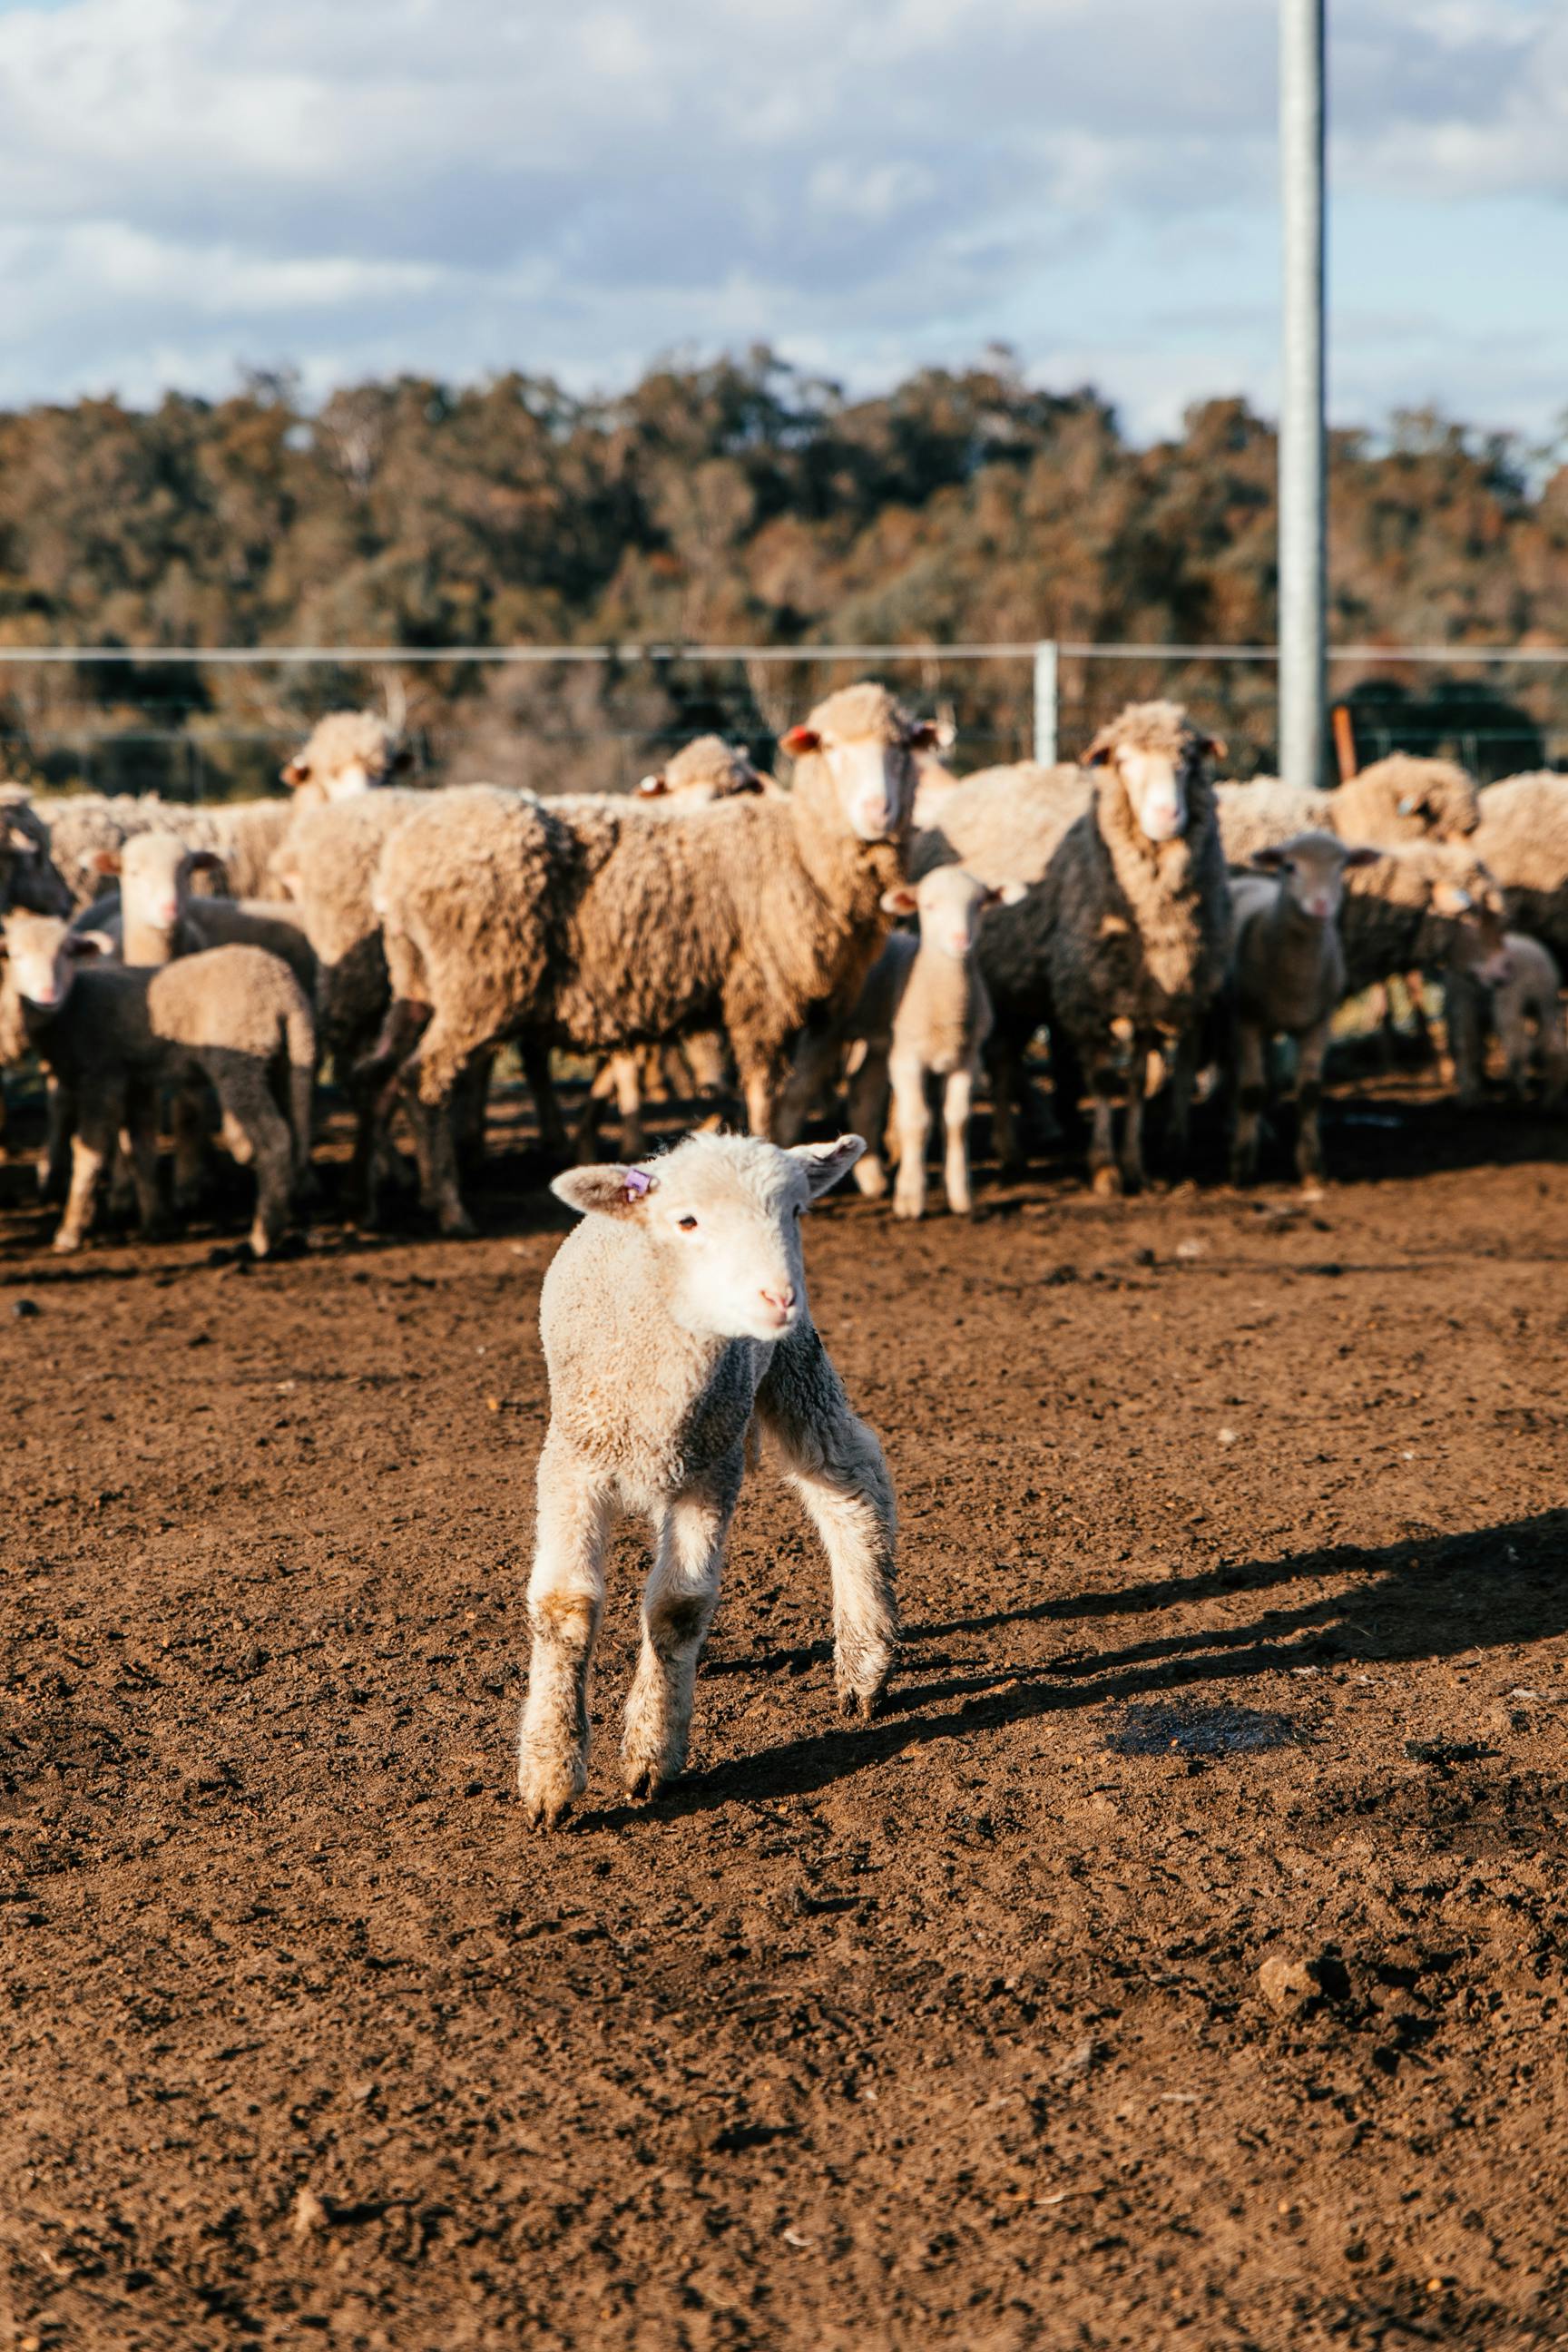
[{"left": 3, "top": 1083, "right": 1567, "bottom": 2347}]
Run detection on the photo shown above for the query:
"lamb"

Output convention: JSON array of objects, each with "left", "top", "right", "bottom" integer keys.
[
  {"left": 94, "top": 831, "right": 317, "bottom": 994},
  {"left": 1226, "top": 832, "right": 1381, "bottom": 1184},
  {"left": 1443, "top": 927, "right": 1568, "bottom": 1109},
  {"left": 985, "top": 702, "right": 1230, "bottom": 1194},
  {"left": 0, "top": 790, "right": 73, "bottom": 918},
  {"left": 518, "top": 1129, "right": 897, "bottom": 1828},
  {"left": 376, "top": 682, "right": 932, "bottom": 1235},
  {"left": 846, "top": 867, "right": 1025, "bottom": 1217},
  {"left": 908, "top": 702, "right": 960, "bottom": 828},
  {"left": 1215, "top": 756, "right": 1478, "bottom": 870},
  {"left": 1, "top": 911, "right": 315, "bottom": 1255},
  {"left": 1469, "top": 771, "right": 1568, "bottom": 967}
]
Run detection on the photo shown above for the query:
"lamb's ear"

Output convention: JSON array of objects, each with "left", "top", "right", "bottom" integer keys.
[
  {"left": 780, "top": 725, "right": 820, "bottom": 759},
  {"left": 1250, "top": 845, "right": 1289, "bottom": 871},
  {"left": 880, "top": 885, "right": 919, "bottom": 916},
  {"left": 906, "top": 720, "right": 939, "bottom": 750},
  {"left": 90, "top": 847, "right": 122, "bottom": 877},
  {"left": 635, "top": 773, "right": 670, "bottom": 799},
  {"left": 1083, "top": 728, "right": 1113, "bottom": 769},
  {"left": 985, "top": 881, "right": 1028, "bottom": 907},
  {"left": 789, "top": 1134, "right": 866, "bottom": 1200},
  {"left": 1199, "top": 730, "right": 1228, "bottom": 763},
  {"left": 280, "top": 759, "right": 311, "bottom": 789},
  {"left": 67, "top": 929, "right": 114, "bottom": 959},
  {"left": 550, "top": 1164, "right": 659, "bottom": 1219},
  {"left": 1341, "top": 845, "right": 1382, "bottom": 869}
]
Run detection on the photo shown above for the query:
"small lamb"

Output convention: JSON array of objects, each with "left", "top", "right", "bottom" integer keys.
[
  {"left": 1228, "top": 831, "right": 1380, "bottom": 1184},
  {"left": 519, "top": 1130, "right": 897, "bottom": 1829},
  {"left": 849, "top": 867, "right": 1025, "bottom": 1218},
  {"left": 1445, "top": 926, "right": 1568, "bottom": 1109}
]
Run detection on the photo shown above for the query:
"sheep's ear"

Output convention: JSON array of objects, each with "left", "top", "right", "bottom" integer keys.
[
  {"left": 188, "top": 849, "right": 226, "bottom": 876},
  {"left": 985, "top": 881, "right": 1028, "bottom": 907},
  {"left": 906, "top": 720, "right": 939, "bottom": 751},
  {"left": 1083, "top": 730, "right": 1113, "bottom": 768},
  {"left": 1199, "top": 730, "right": 1228, "bottom": 763},
  {"left": 780, "top": 725, "right": 820, "bottom": 758},
  {"left": 1341, "top": 845, "right": 1382, "bottom": 869},
  {"left": 880, "top": 885, "right": 919, "bottom": 916},
  {"left": 1432, "top": 881, "right": 1474, "bottom": 916},
  {"left": 636, "top": 773, "right": 670, "bottom": 799},
  {"left": 280, "top": 759, "right": 311, "bottom": 789},
  {"left": 67, "top": 929, "right": 113, "bottom": 959},
  {"left": 1250, "top": 845, "right": 1289, "bottom": 872},
  {"left": 90, "top": 847, "right": 122, "bottom": 877},
  {"left": 551, "top": 1165, "right": 659, "bottom": 1219},
  {"left": 789, "top": 1134, "right": 866, "bottom": 1199}
]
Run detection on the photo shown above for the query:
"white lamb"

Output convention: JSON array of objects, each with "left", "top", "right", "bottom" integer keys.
[
  {"left": 519, "top": 1131, "right": 897, "bottom": 1829},
  {"left": 848, "top": 867, "right": 1025, "bottom": 1218}
]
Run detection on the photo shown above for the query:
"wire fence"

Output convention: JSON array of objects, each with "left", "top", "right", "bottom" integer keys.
[{"left": 1, "top": 639, "right": 1564, "bottom": 801}]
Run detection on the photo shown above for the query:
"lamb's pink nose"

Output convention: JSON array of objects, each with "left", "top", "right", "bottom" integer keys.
[{"left": 760, "top": 1285, "right": 796, "bottom": 1319}]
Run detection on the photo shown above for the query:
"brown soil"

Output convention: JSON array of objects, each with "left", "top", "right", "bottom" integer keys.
[{"left": 3, "top": 1083, "right": 1567, "bottom": 2350}]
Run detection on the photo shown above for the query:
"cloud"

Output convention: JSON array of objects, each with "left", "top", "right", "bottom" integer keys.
[{"left": 0, "top": 0, "right": 1562, "bottom": 433}]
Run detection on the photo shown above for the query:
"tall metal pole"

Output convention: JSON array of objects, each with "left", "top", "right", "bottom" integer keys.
[
  {"left": 1032, "top": 640, "right": 1059, "bottom": 765},
  {"left": 1279, "top": 0, "right": 1326, "bottom": 790}
]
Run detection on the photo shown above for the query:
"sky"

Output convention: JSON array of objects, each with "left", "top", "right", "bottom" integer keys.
[{"left": 0, "top": 0, "right": 1563, "bottom": 443}]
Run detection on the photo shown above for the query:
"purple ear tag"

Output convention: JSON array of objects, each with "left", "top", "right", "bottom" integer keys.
[{"left": 622, "top": 1168, "right": 653, "bottom": 1200}]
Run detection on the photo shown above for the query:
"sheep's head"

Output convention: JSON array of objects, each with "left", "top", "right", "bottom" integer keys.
[
  {"left": 779, "top": 682, "right": 935, "bottom": 844},
  {"left": 113, "top": 831, "right": 225, "bottom": 934},
  {"left": 1250, "top": 831, "right": 1380, "bottom": 925},
  {"left": 882, "top": 867, "right": 1026, "bottom": 961},
  {"left": 553, "top": 1131, "right": 864, "bottom": 1344},
  {"left": 1, "top": 909, "right": 111, "bottom": 1014},
  {"left": 1084, "top": 701, "right": 1225, "bottom": 845},
  {"left": 636, "top": 735, "right": 765, "bottom": 804},
  {"left": 281, "top": 710, "right": 409, "bottom": 801},
  {"left": 0, "top": 792, "right": 73, "bottom": 920},
  {"left": 1354, "top": 752, "right": 1480, "bottom": 842}
]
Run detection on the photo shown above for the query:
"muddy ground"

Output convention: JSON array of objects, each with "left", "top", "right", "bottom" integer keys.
[{"left": 2, "top": 1080, "right": 1567, "bottom": 2351}]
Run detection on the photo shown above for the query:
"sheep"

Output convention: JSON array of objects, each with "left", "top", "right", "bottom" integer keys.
[
  {"left": 34, "top": 792, "right": 294, "bottom": 910},
  {"left": 633, "top": 733, "right": 769, "bottom": 804},
  {"left": 1443, "top": 927, "right": 1568, "bottom": 1110},
  {"left": 846, "top": 867, "right": 1025, "bottom": 1218},
  {"left": 1215, "top": 779, "right": 1331, "bottom": 867},
  {"left": 518, "top": 1129, "right": 896, "bottom": 1828},
  {"left": 375, "top": 682, "right": 933, "bottom": 1236},
  {"left": 279, "top": 708, "right": 411, "bottom": 802},
  {"left": 908, "top": 702, "right": 960, "bottom": 829},
  {"left": 1470, "top": 771, "right": 1568, "bottom": 968},
  {"left": 1336, "top": 839, "right": 1506, "bottom": 996},
  {"left": 975, "top": 702, "right": 1230, "bottom": 1195},
  {"left": 89, "top": 832, "right": 316, "bottom": 992},
  {"left": 0, "top": 790, "right": 73, "bottom": 918},
  {"left": 1, "top": 911, "right": 315, "bottom": 1256},
  {"left": 1215, "top": 758, "right": 1478, "bottom": 871},
  {"left": 1226, "top": 832, "right": 1382, "bottom": 1184}
]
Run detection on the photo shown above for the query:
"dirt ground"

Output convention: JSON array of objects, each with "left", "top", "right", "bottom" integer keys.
[{"left": 3, "top": 1081, "right": 1567, "bottom": 2351}]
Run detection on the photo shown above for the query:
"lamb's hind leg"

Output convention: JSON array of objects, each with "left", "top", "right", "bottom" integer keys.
[
  {"left": 518, "top": 1435, "right": 613, "bottom": 1829},
  {"left": 622, "top": 1457, "right": 741, "bottom": 1801},
  {"left": 755, "top": 1326, "right": 897, "bottom": 1717}
]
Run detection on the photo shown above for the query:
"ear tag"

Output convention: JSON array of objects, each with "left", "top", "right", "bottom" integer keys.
[{"left": 623, "top": 1169, "right": 653, "bottom": 1200}]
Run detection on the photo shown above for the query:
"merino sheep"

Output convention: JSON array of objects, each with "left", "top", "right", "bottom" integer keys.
[
  {"left": 1004, "top": 702, "right": 1230, "bottom": 1193},
  {"left": 1335, "top": 752, "right": 1479, "bottom": 844},
  {"left": 1227, "top": 832, "right": 1382, "bottom": 1184},
  {"left": 0, "top": 790, "right": 73, "bottom": 918},
  {"left": 848, "top": 867, "right": 1025, "bottom": 1217},
  {"left": 519, "top": 1130, "right": 897, "bottom": 1828},
  {"left": 1, "top": 912, "right": 315, "bottom": 1255},
  {"left": 1337, "top": 839, "right": 1506, "bottom": 996},
  {"left": 1470, "top": 771, "right": 1568, "bottom": 967},
  {"left": 1444, "top": 927, "right": 1568, "bottom": 1109},
  {"left": 279, "top": 709, "right": 411, "bottom": 802},
  {"left": 376, "top": 682, "right": 932, "bottom": 1235},
  {"left": 634, "top": 734, "right": 769, "bottom": 803},
  {"left": 34, "top": 791, "right": 294, "bottom": 910}
]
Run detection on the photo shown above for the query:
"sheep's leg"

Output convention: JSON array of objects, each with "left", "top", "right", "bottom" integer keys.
[
  {"left": 54, "top": 1102, "right": 118, "bottom": 1254},
  {"left": 1294, "top": 1019, "right": 1332, "bottom": 1184},
  {"left": 890, "top": 1054, "right": 930, "bottom": 1220},
  {"left": 518, "top": 1436, "right": 613, "bottom": 1830},
  {"left": 743, "top": 1066, "right": 778, "bottom": 1142},
  {"left": 985, "top": 1029, "right": 1024, "bottom": 1175},
  {"left": 1444, "top": 972, "right": 1486, "bottom": 1105},
  {"left": 846, "top": 1042, "right": 890, "bottom": 1197},
  {"left": 124, "top": 1093, "right": 168, "bottom": 1240},
  {"left": 1118, "top": 1036, "right": 1152, "bottom": 1192},
  {"left": 401, "top": 1020, "right": 481, "bottom": 1238},
  {"left": 171, "top": 1081, "right": 211, "bottom": 1212},
  {"left": 1087, "top": 1055, "right": 1122, "bottom": 1197},
  {"left": 942, "top": 1064, "right": 976, "bottom": 1214},
  {"left": 609, "top": 1052, "right": 648, "bottom": 1161},
  {"left": 37, "top": 1075, "right": 74, "bottom": 1202},
  {"left": 520, "top": 1036, "right": 566, "bottom": 1156},
  {"left": 217, "top": 1077, "right": 294, "bottom": 1258},
  {"left": 622, "top": 1463, "right": 740, "bottom": 1801},
  {"left": 1163, "top": 1028, "right": 1200, "bottom": 1172},
  {"left": 772, "top": 1015, "right": 845, "bottom": 1145},
  {"left": 682, "top": 1030, "right": 729, "bottom": 1098},
  {"left": 1230, "top": 1020, "right": 1268, "bottom": 1184},
  {"left": 755, "top": 1326, "right": 897, "bottom": 1717},
  {"left": 453, "top": 1050, "right": 494, "bottom": 1181}
]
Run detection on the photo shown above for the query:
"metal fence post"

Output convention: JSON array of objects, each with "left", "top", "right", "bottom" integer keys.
[
  {"left": 1033, "top": 640, "right": 1059, "bottom": 766},
  {"left": 1279, "top": 0, "right": 1327, "bottom": 791}
]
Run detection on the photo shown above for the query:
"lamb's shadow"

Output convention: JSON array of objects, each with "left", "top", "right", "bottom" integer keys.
[{"left": 593, "top": 1506, "right": 1568, "bottom": 1824}]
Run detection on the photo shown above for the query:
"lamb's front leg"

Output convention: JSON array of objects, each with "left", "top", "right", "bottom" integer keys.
[
  {"left": 889, "top": 1052, "right": 930, "bottom": 1220},
  {"left": 1086, "top": 1046, "right": 1122, "bottom": 1197},
  {"left": 518, "top": 1434, "right": 614, "bottom": 1829},
  {"left": 622, "top": 1458, "right": 740, "bottom": 1800},
  {"left": 756, "top": 1327, "right": 897, "bottom": 1717},
  {"left": 942, "top": 1063, "right": 976, "bottom": 1214},
  {"left": 1293, "top": 1017, "right": 1332, "bottom": 1183}
]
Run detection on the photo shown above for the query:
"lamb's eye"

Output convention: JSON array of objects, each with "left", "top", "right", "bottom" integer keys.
[
  {"left": 677, "top": 1215, "right": 699, "bottom": 1232},
  {"left": 792, "top": 1203, "right": 803, "bottom": 1219}
]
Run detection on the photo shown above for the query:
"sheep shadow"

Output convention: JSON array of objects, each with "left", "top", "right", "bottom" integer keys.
[{"left": 594, "top": 1505, "right": 1568, "bottom": 1823}]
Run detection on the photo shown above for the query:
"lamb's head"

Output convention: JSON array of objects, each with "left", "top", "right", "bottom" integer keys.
[
  {"left": 1250, "top": 831, "right": 1380, "bottom": 924},
  {"left": 108, "top": 831, "right": 226, "bottom": 936},
  {"left": 1, "top": 909, "right": 111, "bottom": 1014},
  {"left": 780, "top": 682, "right": 936, "bottom": 844},
  {"left": 636, "top": 735, "right": 766, "bottom": 804},
  {"left": 281, "top": 710, "right": 409, "bottom": 802},
  {"left": 553, "top": 1131, "right": 865, "bottom": 1344},
  {"left": 1396, "top": 843, "right": 1509, "bottom": 975},
  {"left": 1084, "top": 701, "right": 1226, "bottom": 846},
  {"left": 882, "top": 867, "right": 1026, "bottom": 961},
  {"left": 0, "top": 791, "right": 72, "bottom": 920},
  {"left": 1352, "top": 752, "right": 1480, "bottom": 842}
]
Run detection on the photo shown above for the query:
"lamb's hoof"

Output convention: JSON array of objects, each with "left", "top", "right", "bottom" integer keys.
[
  {"left": 891, "top": 1194, "right": 924, "bottom": 1221},
  {"left": 838, "top": 1681, "right": 887, "bottom": 1722},
  {"left": 1090, "top": 1163, "right": 1122, "bottom": 1199},
  {"left": 622, "top": 1759, "right": 665, "bottom": 1803},
  {"left": 518, "top": 1759, "right": 583, "bottom": 1831},
  {"left": 436, "top": 1206, "right": 477, "bottom": 1240},
  {"left": 51, "top": 1230, "right": 83, "bottom": 1255}
]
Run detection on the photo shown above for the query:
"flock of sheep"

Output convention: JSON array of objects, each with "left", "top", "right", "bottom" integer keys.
[{"left": 2, "top": 686, "right": 1567, "bottom": 1260}]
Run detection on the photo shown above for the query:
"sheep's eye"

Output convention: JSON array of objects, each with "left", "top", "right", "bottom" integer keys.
[
  {"left": 792, "top": 1203, "right": 803, "bottom": 1219},
  {"left": 677, "top": 1215, "right": 698, "bottom": 1232}
]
